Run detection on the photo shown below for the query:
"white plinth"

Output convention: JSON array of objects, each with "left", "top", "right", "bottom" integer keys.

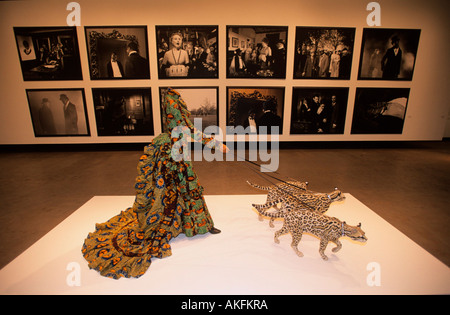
[{"left": 0, "top": 194, "right": 449, "bottom": 295}]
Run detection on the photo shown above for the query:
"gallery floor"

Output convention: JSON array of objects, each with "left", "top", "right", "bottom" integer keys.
[{"left": 0, "top": 140, "right": 449, "bottom": 293}]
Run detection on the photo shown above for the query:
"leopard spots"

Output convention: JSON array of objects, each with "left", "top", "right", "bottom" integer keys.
[{"left": 253, "top": 204, "right": 367, "bottom": 260}]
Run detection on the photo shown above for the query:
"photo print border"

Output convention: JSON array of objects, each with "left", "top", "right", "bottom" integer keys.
[
  {"left": 290, "top": 87, "right": 349, "bottom": 135},
  {"left": 155, "top": 25, "right": 219, "bottom": 79},
  {"left": 226, "top": 87, "right": 285, "bottom": 135},
  {"left": 351, "top": 87, "right": 410, "bottom": 134},
  {"left": 357, "top": 28, "right": 421, "bottom": 81},
  {"left": 26, "top": 88, "right": 90, "bottom": 137},
  {"left": 85, "top": 25, "right": 150, "bottom": 80},
  {"left": 91, "top": 87, "right": 154, "bottom": 137},
  {"left": 293, "top": 26, "right": 356, "bottom": 80},
  {"left": 14, "top": 26, "right": 83, "bottom": 81},
  {"left": 226, "top": 25, "right": 288, "bottom": 79}
]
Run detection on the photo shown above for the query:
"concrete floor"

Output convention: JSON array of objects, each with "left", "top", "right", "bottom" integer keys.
[{"left": 0, "top": 141, "right": 449, "bottom": 270}]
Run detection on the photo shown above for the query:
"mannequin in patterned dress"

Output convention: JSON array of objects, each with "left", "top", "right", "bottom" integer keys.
[{"left": 82, "top": 88, "right": 227, "bottom": 279}]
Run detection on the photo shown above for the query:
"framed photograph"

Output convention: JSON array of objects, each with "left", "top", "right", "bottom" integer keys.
[
  {"left": 226, "top": 26, "right": 288, "bottom": 79},
  {"left": 159, "top": 87, "right": 219, "bottom": 135},
  {"left": 26, "top": 89, "right": 90, "bottom": 137},
  {"left": 293, "top": 26, "right": 355, "bottom": 80},
  {"left": 351, "top": 88, "right": 410, "bottom": 134},
  {"left": 91, "top": 88, "right": 154, "bottom": 136},
  {"left": 85, "top": 26, "right": 150, "bottom": 80},
  {"left": 226, "top": 87, "right": 285, "bottom": 134},
  {"left": 14, "top": 27, "right": 83, "bottom": 81},
  {"left": 156, "top": 25, "right": 218, "bottom": 79},
  {"left": 358, "top": 28, "right": 421, "bottom": 80},
  {"left": 290, "top": 87, "right": 349, "bottom": 134}
]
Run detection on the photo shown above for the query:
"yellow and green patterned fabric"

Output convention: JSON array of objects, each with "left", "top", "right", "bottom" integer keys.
[{"left": 82, "top": 88, "right": 222, "bottom": 279}]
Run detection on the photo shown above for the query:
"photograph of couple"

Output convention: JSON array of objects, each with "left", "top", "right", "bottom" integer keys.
[{"left": 85, "top": 26, "right": 150, "bottom": 80}]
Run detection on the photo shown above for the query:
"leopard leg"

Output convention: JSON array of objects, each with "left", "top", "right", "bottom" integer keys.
[
  {"left": 269, "top": 204, "right": 281, "bottom": 228},
  {"left": 319, "top": 238, "right": 329, "bottom": 260},
  {"left": 274, "top": 224, "right": 289, "bottom": 244},
  {"left": 253, "top": 203, "right": 268, "bottom": 221},
  {"left": 269, "top": 218, "right": 275, "bottom": 228},
  {"left": 291, "top": 230, "right": 304, "bottom": 257},
  {"left": 332, "top": 239, "right": 342, "bottom": 253}
]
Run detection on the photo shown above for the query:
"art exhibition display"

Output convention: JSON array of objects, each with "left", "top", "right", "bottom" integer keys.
[
  {"left": 81, "top": 88, "right": 226, "bottom": 279},
  {"left": 10, "top": 21, "right": 422, "bottom": 277},
  {"left": 12, "top": 23, "right": 421, "bottom": 139},
  {"left": 250, "top": 178, "right": 366, "bottom": 260}
]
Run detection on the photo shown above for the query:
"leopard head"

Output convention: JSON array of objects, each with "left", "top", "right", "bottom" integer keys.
[
  {"left": 327, "top": 188, "right": 346, "bottom": 203},
  {"left": 343, "top": 222, "right": 367, "bottom": 243}
]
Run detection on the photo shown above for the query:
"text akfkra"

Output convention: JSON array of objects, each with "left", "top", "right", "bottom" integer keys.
[{"left": 181, "top": 299, "right": 268, "bottom": 312}]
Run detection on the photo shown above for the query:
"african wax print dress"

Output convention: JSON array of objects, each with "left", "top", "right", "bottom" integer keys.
[{"left": 82, "top": 88, "right": 224, "bottom": 279}]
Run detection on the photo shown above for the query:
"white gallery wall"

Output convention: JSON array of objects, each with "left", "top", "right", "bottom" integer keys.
[{"left": 0, "top": 0, "right": 449, "bottom": 145}]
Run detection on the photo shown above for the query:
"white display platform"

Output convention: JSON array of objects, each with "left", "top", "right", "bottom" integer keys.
[{"left": 0, "top": 194, "right": 449, "bottom": 295}]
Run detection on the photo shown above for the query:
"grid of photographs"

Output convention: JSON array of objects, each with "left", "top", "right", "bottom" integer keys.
[{"left": 13, "top": 24, "right": 421, "bottom": 139}]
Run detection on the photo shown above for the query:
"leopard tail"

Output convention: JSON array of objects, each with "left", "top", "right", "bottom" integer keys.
[
  {"left": 252, "top": 203, "right": 285, "bottom": 218},
  {"left": 246, "top": 181, "right": 271, "bottom": 191}
]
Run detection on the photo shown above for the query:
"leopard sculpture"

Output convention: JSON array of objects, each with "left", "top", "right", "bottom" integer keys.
[
  {"left": 253, "top": 204, "right": 367, "bottom": 260},
  {"left": 251, "top": 183, "right": 346, "bottom": 227}
]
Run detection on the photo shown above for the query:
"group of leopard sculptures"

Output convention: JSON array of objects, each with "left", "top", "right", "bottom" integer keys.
[{"left": 248, "top": 179, "right": 367, "bottom": 261}]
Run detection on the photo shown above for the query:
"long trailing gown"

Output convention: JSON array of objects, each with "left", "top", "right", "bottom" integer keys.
[{"left": 82, "top": 88, "right": 225, "bottom": 279}]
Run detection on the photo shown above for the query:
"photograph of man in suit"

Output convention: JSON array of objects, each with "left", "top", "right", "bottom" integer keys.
[
  {"left": 124, "top": 42, "right": 150, "bottom": 79},
  {"left": 381, "top": 35, "right": 402, "bottom": 79},
  {"left": 60, "top": 94, "right": 78, "bottom": 134}
]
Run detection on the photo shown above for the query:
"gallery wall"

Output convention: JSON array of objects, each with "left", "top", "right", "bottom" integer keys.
[{"left": 0, "top": 0, "right": 449, "bottom": 145}]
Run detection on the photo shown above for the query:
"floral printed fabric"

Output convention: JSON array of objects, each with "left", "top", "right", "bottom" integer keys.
[{"left": 82, "top": 88, "right": 221, "bottom": 279}]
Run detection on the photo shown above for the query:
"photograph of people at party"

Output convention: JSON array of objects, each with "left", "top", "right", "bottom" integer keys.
[
  {"left": 227, "top": 26, "right": 288, "bottom": 79},
  {"left": 156, "top": 26, "right": 218, "bottom": 79},
  {"left": 293, "top": 27, "right": 355, "bottom": 80}
]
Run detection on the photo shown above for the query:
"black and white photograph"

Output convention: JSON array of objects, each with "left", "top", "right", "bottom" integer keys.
[
  {"left": 358, "top": 28, "right": 421, "bottom": 80},
  {"left": 156, "top": 26, "right": 218, "bottom": 79},
  {"left": 159, "top": 87, "right": 219, "bottom": 135},
  {"left": 92, "top": 88, "right": 154, "bottom": 136},
  {"left": 85, "top": 26, "right": 150, "bottom": 80},
  {"left": 290, "top": 87, "right": 349, "bottom": 134},
  {"left": 293, "top": 27, "right": 355, "bottom": 80},
  {"left": 226, "top": 87, "right": 285, "bottom": 134},
  {"left": 14, "top": 27, "right": 83, "bottom": 81},
  {"left": 351, "top": 88, "right": 410, "bottom": 134},
  {"left": 26, "top": 89, "right": 90, "bottom": 137},
  {"left": 226, "top": 26, "right": 288, "bottom": 79}
]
